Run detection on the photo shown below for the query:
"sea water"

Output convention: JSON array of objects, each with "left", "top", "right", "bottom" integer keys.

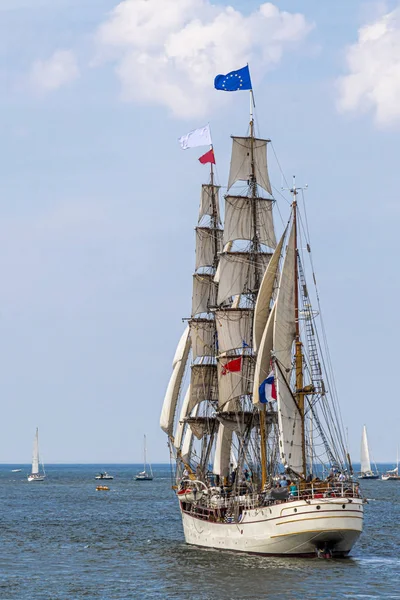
[{"left": 1, "top": 464, "right": 399, "bottom": 599}]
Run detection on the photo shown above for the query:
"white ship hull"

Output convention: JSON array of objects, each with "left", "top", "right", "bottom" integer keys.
[
  {"left": 27, "top": 474, "right": 45, "bottom": 482},
  {"left": 181, "top": 497, "right": 363, "bottom": 556}
]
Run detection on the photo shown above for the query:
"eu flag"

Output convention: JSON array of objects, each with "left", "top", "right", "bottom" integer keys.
[{"left": 214, "top": 65, "right": 252, "bottom": 92}]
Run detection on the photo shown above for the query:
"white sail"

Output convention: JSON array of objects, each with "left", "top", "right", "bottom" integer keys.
[
  {"left": 199, "top": 184, "right": 221, "bottom": 222},
  {"left": 228, "top": 137, "right": 272, "bottom": 195},
  {"left": 160, "top": 328, "right": 191, "bottom": 436},
  {"left": 192, "top": 273, "right": 217, "bottom": 316},
  {"left": 253, "top": 227, "right": 286, "bottom": 351},
  {"left": 273, "top": 222, "right": 296, "bottom": 379},
  {"left": 215, "top": 308, "right": 252, "bottom": 354},
  {"left": 223, "top": 196, "right": 276, "bottom": 248},
  {"left": 195, "top": 227, "right": 222, "bottom": 270},
  {"left": 32, "top": 428, "right": 40, "bottom": 475},
  {"left": 275, "top": 365, "right": 303, "bottom": 474},
  {"left": 181, "top": 404, "right": 198, "bottom": 462},
  {"left": 174, "top": 385, "right": 191, "bottom": 449},
  {"left": 272, "top": 221, "right": 303, "bottom": 473},
  {"left": 190, "top": 319, "right": 216, "bottom": 360},
  {"left": 188, "top": 364, "right": 218, "bottom": 414},
  {"left": 252, "top": 303, "right": 276, "bottom": 405},
  {"left": 213, "top": 421, "right": 233, "bottom": 478},
  {"left": 215, "top": 252, "right": 271, "bottom": 305},
  {"left": 188, "top": 416, "right": 218, "bottom": 440},
  {"left": 173, "top": 325, "right": 190, "bottom": 368},
  {"left": 360, "top": 425, "right": 372, "bottom": 474},
  {"left": 218, "top": 356, "right": 254, "bottom": 409}
]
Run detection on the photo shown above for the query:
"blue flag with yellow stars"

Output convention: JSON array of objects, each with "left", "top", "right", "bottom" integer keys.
[{"left": 214, "top": 65, "right": 252, "bottom": 92}]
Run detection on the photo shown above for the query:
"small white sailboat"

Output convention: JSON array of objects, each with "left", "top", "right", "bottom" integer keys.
[
  {"left": 135, "top": 435, "right": 153, "bottom": 481},
  {"left": 358, "top": 425, "right": 379, "bottom": 479},
  {"left": 27, "top": 428, "right": 46, "bottom": 482},
  {"left": 382, "top": 449, "right": 400, "bottom": 481},
  {"left": 95, "top": 472, "right": 114, "bottom": 480}
]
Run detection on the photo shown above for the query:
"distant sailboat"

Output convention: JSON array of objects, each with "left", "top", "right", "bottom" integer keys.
[
  {"left": 382, "top": 448, "right": 400, "bottom": 481},
  {"left": 27, "top": 428, "right": 46, "bottom": 482},
  {"left": 358, "top": 425, "right": 379, "bottom": 479},
  {"left": 135, "top": 435, "right": 153, "bottom": 481}
]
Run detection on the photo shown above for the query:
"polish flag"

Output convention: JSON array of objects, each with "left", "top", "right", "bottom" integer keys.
[{"left": 198, "top": 148, "right": 216, "bottom": 165}]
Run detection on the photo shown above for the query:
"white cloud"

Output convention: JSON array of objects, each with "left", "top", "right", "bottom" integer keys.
[
  {"left": 29, "top": 49, "right": 79, "bottom": 93},
  {"left": 337, "top": 7, "right": 400, "bottom": 126},
  {"left": 94, "top": 0, "right": 313, "bottom": 119}
]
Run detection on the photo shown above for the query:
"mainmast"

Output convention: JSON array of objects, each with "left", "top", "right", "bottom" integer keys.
[{"left": 212, "top": 88, "right": 276, "bottom": 489}]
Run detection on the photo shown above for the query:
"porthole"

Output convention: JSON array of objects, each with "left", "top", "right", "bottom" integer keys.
[
  {"left": 342, "top": 504, "right": 346, "bottom": 509},
  {"left": 294, "top": 508, "right": 297, "bottom": 513},
  {"left": 316, "top": 505, "right": 321, "bottom": 510}
]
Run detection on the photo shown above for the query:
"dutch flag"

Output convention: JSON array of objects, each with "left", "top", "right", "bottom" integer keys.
[{"left": 259, "top": 370, "right": 277, "bottom": 404}]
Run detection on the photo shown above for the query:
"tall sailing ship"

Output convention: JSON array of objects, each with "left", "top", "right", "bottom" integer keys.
[{"left": 160, "top": 102, "right": 364, "bottom": 557}]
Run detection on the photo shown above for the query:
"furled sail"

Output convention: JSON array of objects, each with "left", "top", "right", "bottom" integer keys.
[
  {"left": 253, "top": 227, "right": 286, "bottom": 351},
  {"left": 218, "top": 356, "right": 254, "bottom": 409},
  {"left": 160, "top": 328, "right": 191, "bottom": 435},
  {"left": 360, "top": 425, "right": 372, "bottom": 474},
  {"left": 215, "top": 252, "right": 271, "bottom": 305},
  {"left": 252, "top": 303, "right": 276, "bottom": 405},
  {"left": 213, "top": 421, "right": 233, "bottom": 478},
  {"left": 215, "top": 308, "right": 252, "bottom": 354},
  {"left": 195, "top": 227, "right": 223, "bottom": 270},
  {"left": 223, "top": 196, "right": 276, "bottom": 248},
  {"left": 199, "top": 184, "right": 221, "bottom": 223},
  {"left": 192, "top": 273, "right": 217, "bottom": 316},
  {"left": 228, "top": 137, "right": 272, "bottom": 194},
  {"left": 190, "top": 319, "right": 216, "bottom": 360}
]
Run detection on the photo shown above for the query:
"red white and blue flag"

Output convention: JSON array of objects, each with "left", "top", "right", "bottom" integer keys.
[{"left": 259, "top": 370, "right": 277, "bottom": 404}]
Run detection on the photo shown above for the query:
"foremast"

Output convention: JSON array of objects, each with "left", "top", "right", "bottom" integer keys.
[{"left": 249, "top": 96, "right": 268, "bottom": 488}]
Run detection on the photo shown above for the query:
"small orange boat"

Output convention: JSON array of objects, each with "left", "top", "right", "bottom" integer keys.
[{"left": 96, "top": 485, "right": 110, "bottom": 491}]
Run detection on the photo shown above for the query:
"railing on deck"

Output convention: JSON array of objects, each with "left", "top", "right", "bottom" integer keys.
[{"left": 184, "top": 481, "right": 362, "bottom": 515}]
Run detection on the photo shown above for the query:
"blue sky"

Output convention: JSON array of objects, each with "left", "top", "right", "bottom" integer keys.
[{"left": 0, "top": 0, "right": 399, "bottom": 463}]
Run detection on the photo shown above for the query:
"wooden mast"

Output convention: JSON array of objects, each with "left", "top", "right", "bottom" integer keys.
[{"left": 292, "top": 183, "right": 307, "bottom": 478}]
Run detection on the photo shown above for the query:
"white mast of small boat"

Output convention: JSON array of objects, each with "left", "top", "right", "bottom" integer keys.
[
  {"left": 27, "top": 428, "right": 45, "bottom": 482},
  {"left": 135, "top": 435, "right": 153, "bottom": 481},
  {"left": 359, "top": 425, "right": 379, "bottom": 479}
]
